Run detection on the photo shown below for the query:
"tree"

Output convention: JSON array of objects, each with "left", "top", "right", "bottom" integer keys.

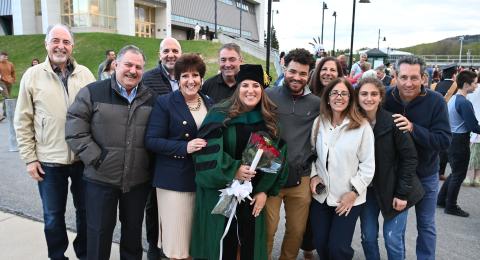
[{"left": 264, "top": 26, "right": 280, "bottom": 50}]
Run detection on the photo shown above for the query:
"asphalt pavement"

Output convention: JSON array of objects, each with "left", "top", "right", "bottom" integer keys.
[{"left": 0, "top": 115, "right": 479, "bottom": 259}]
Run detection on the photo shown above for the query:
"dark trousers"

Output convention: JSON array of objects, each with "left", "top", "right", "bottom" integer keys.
[
  {"left": 38, "top": 162, "right": 86, "bottom": 260},
  {"left": 310, "top": 199, "right": 363, "bottom": 260},
  {"left": 85, "top": 181, "right": 150, "bottom": 260},
  {"left": 438, "top": 150, "right": 449, "bottom": 176},
  {"left": 222, "top": 201, "right": 255, "bottom": 260},
  {"left": 145, "top": 187, "right": 159, "bottom": 256},
  {"left": 438, "top": 133, "right": 470, "bottom": 209},
  {"left": 301, "top": 216, "right": 315, "bottom": 251}
]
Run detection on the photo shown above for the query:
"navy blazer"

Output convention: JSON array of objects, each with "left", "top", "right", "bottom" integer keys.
[{"left": 145, "top": 90, "right": 213, "bottom": 192}]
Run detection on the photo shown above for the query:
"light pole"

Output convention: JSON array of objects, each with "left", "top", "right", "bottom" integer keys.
[
  {"left": 266, "top": 0, "right": 273, "bottom": 75},
  {"left": 459, "top": 35, "right": 465, "bottom": 64},
  {"left": 239, "top": 0, "right": 243, "bottom": 38},
  {"left": 214, "top": 0, "right": 217, "bottom": 39},
  {"left": 377, "top": 29, "right": 386, "bottom": 49},
  {"left": 332, "top": 11, "right": 337, "bottom": 56},
  {"left": 348, "top": 0, "right": 370, "bottom": 72},
  {"left": 321, "top": 2, "right": 328, "bottom": 44}
]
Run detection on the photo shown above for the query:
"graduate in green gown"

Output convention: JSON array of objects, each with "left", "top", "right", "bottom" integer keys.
[{"left": 191, "top": 64, "right": 288, "bottom": 260}]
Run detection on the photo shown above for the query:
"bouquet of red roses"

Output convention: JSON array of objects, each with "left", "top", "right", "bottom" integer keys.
[{"left": 242, "top": 131, "right": 283, "bottom": 174}]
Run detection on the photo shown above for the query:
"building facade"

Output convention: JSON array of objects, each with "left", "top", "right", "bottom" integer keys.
[{"left": 1, "top": 0, "right": 264, "bottom": 44}]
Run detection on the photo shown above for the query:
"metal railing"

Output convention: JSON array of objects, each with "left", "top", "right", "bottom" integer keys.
[{"left": 419, "top": 55, "right": 480, "bottom": 67}]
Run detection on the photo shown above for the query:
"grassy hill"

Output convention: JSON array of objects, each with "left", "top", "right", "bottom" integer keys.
[
  {"left": 0, "top": 32, "right": 276, "bottom": 97},
  {"left": 399, "top": 34, "right": 480, "bottom": 55}
]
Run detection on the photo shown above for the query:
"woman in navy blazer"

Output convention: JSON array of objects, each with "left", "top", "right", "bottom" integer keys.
[{"left": 145, "top": 54, "right": 213, "bottom": 260}]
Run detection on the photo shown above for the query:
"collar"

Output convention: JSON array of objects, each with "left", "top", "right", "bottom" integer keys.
[
  {"left": 50, "top": 58, "right": 74, "bottom": 74},
  {"left": 160, "top": 63, "right": 176, "bottom": 81},
  {"left": 444, "top": 79, "right": 454, "bottom": 81}
]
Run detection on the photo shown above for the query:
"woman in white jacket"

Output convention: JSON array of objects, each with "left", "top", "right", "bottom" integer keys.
[{"left": 309, "top": 77, "right": 375, "bottom": 260}]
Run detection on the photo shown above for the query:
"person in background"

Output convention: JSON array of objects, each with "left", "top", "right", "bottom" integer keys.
[
  {"left": 65, "top": 45, "right": 154, "bottom": 260},
  {"left": 310, "top": 77, "right": 375, "bottom": 260},
  {"left": 191, "top": 64, "right": 288, "bottom": 260},
  {"left": 145, "top": 54, "right": 212, "bottom": 259},
  {"left": 349, "top": 62, "right": 371, "bottom": 85},
  {"left": 375, "top": 65, "right": 392, "bottom": 87},
  {"left": 309, "top": 56, "right": 344, "bottom": 97},
  {"left": 356, "top": 78, "right": 424, "bottom": 260},
  {"left": 465, "top": 72, "right": 480, "bottom": 186},
  {"left": 337, "top": 54, "right": 349, "bottom": 76},
  {"left": 31, "top": 58, "right": 40, "bottom": 66},
  {"left": 97, "top": 49, "right": 116, "bottom": 79},
  {"left": 0, "top": 51, "right": 15, "bottom": 98},
  {"left": 14, "top": 24, "right": 95, "bottom": 260},
  {"left": 201, "top": 43, "right": 243, "bottom": 104},
  {"left": 142, "top": 36, "right": 182, "bottom": 260},
  {"left": 384, "top": 56, "right": 451, "bottom": 259},
  {"left": 438, "top": 70, "right": 480, "bottom": 217},
  {"left": 99, "top": 58, "right": 116, "bottom": 80},
  {"left": 350, "top": 53, "right": 368, "bottom": 78}
]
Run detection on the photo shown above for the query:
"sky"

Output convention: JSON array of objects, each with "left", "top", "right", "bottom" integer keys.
[{"left": 269, "top": 0, "right": 478, "bottom": 53}]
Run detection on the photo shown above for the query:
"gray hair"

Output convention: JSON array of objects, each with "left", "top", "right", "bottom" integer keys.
[
  {"left": 116, "top": 45, "right": 146, "bottom": 63},
  {"left": 218, "top": 42, "right": 242, "bottom": 57},
  {"left": 395, "top": 56, "right": 426, "bottom": 76},
  {"left": 45, "top": 24, "right": 74, "bottom": 44}
]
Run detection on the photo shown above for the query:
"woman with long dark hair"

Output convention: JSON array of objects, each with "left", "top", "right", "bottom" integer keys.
[{"left": 191, "top": 64, "right": 288, "bottom": 260}]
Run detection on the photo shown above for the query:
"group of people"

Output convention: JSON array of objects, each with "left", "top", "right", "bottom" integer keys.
[{"left": 10, "top": 22, "right": 478, "bottom": 260}]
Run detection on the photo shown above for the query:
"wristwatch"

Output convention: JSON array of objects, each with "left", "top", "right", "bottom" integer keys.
[{"left": 351, "top": 186, "right": 359, "bottom": 196}]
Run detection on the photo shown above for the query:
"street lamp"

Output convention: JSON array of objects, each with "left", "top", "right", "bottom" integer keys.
[
  {"left": 459, "top": 35, "right": 465, "bottom": 64},
  {"left": 348, "top": 0, "right": 370, "bottom": 72},
  {"left": 377, "top": 29, "right": 386, "bottom": 49},
  {"left": 321, "top": 2, "right": 328, "bottom": 44},
  {"left": 332, "top": 11, "right": 337, "bottom": 56}
]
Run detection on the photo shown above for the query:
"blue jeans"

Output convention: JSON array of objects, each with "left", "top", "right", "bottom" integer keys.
[
  {"left": 416, "top": 174, "right": 438, "bottom": 260},
  {"left": 360, "top": 189, "right": 408, "bottom": 260},
  {"left": 37, "top": 162, "right": 86, "bottom": 260}
]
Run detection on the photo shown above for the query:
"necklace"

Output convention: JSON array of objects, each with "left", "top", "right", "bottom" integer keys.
[{"left": 187, "top": 95, "right": 202, "bottom": 111}]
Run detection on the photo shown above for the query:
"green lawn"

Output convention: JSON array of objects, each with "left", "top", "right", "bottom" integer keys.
[{"left": 0, "top": 32, "right": 276, "bottom": 98}]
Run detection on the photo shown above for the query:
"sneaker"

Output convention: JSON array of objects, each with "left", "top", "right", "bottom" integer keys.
[
  {"left": 0, "top": 116, "right": 5, "bottom": 122},
  {"left": 445, "top": 205, "right": 470, "bottom": 217},
  {"left": 473, "top": 178, "right": 480, "bottom": 187},
  {"left": 462, "top": 178, "right": 473, "bottom": 186}
]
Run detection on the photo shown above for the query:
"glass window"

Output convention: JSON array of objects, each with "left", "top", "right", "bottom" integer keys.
[{"left": 61, "top": 0, "right": 116, "bottom": 30}]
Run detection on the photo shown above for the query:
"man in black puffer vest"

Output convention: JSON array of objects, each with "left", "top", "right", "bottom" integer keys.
[{"left": 66, "top": 45, "right": 155, "bottom": 260}]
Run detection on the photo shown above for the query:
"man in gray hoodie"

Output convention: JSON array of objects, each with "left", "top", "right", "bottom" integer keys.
[{"left": 265, "top": 48, "right": 319, "bottom": 259}]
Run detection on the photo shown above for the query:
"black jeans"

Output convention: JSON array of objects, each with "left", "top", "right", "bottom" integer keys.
[
  {"left": 85, "top": 181, "right": 150, "bottom": 260},
  {"left": 438, "top": 150, "right": 449, "bottom": 176},
  {"left": 438, "top": 133, "right": 470, "bottom": 209},
  {"left": 310, "top": 199, "right": 363, "bottom": 260}
]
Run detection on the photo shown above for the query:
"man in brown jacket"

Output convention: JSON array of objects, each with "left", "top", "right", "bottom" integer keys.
[{"left": 0, "top": 51, "right": 15, "bottom": 98}]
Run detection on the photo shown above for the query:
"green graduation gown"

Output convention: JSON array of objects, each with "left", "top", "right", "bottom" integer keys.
[{"left": 190, "top": 106, "right": 288, "bottom": 260}]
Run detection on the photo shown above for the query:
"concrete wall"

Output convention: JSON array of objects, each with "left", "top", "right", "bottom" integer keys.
[
  {"left": 117, "top": 0, "right": 135, "bottom": 36},
  {"left": 40, "top": 0, "right": 61, "bottom": 33},
  {"left": 12, "top": 0, "right": 37, "bottom": 35},
  {"left": 171, "top": 27, "right": 186, "bottom": 40},
  {"left": 155, "top": 6, "right": 167, "bottom": 38}
]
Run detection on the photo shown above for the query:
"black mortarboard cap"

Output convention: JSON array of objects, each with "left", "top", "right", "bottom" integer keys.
[
  {"left": 236, "top": 64, "right": 270, "bottom": 88},
  {"left": 441, "top": 63, "right": 457, "bottom": 72}
]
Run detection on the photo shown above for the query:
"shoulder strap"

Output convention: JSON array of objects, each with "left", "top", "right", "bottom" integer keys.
[
  {"left": 445, "top": 82, "right": 458, "bottom": 103},
  {"left": 430, "top": 82, "right": 438, "bottom": 91}
]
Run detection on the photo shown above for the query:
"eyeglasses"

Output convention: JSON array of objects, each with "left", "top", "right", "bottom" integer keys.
[{"left": 329, "top": 90, "right": 350, "bottom": 98}]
